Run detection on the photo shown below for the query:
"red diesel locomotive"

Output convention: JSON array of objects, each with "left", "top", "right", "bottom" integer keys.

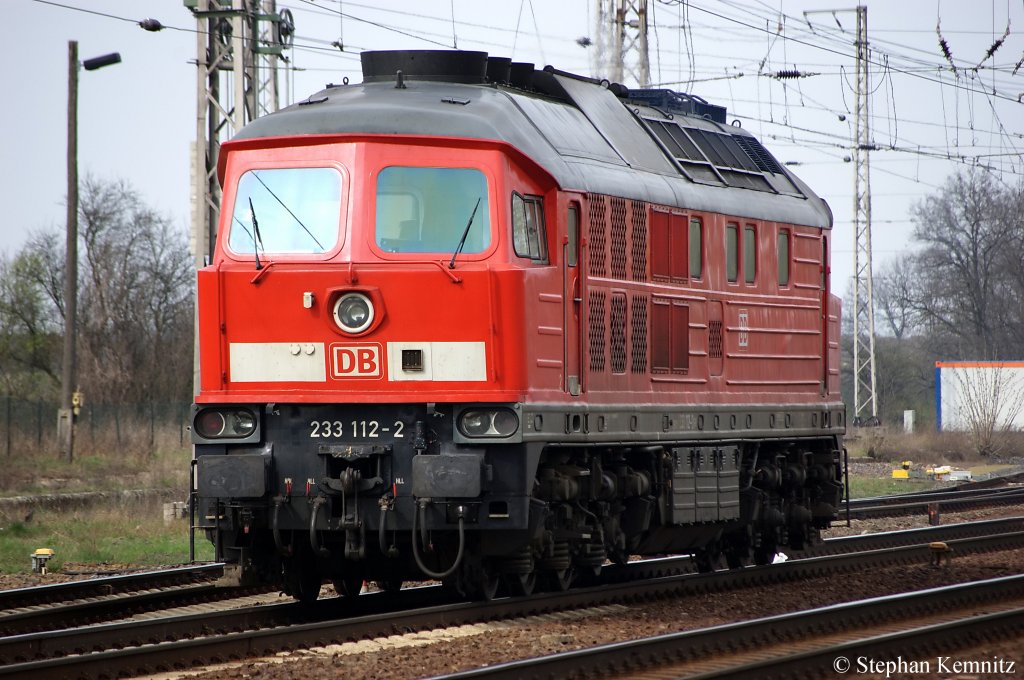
[{"left": 192, "top": 50, "right": 846, "bottom": 601}]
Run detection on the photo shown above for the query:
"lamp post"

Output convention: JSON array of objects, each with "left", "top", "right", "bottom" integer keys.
[{"left": 59, "top": 41, "right": 121, "bottom": 462}]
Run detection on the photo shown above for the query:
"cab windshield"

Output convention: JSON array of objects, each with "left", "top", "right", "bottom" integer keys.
[
  {"left": 228, "top": 167, "right": 342, "bottom": 255},
  {"left": 375, "top": 167, "right": 491, "bottom": 254}
]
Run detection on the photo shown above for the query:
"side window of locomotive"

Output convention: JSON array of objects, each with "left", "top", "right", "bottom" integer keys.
[
  {"left": 228, "top": 167, "right": 342, "bottom": 255},
  {"left": 821, "top": 236, "right": 828, "bottom": 289},
  {"left": 726, "top": 223, "right": 739, "bottom": 283},
  {"left": 512, "top": 193, "right": 548, "bottom": 262},
  {"left": 778, "top": 229, "right": 790, "bottom": 286},
  {"left": 375, "top": 167, "right": 491, "bottom": 254},
  {"left": 567, "top": 204, "right": 579, "bottom": 267},
  {"left": 744, "top": 225, "right": 756, "bottom": 284},
  {"left": 689, "top": 218, "right": 703, "bottom": 279}
]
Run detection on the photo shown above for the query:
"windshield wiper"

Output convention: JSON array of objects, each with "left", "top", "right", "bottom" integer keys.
[
  {"left": 249, "top": 197, "right": 265, "bottom": 270},
  {"left": 448, "top": 197, "right": 482, "bottom": 270}
]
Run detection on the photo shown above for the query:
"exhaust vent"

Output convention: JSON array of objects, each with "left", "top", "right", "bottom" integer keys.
[
  {"left": 360, "top": 50, "right": 488, "bottom": 84},
  {"left": 486, "top": 56, "right": 512, "bottom": 84},
  {"left": 509, "top": 62, "right": 535, "bottom": 89}
]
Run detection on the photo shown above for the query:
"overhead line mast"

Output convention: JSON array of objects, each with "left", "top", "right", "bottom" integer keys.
[
  {"left": 850, "top": 5, "right": 879, "bottom": 426},
  {"left": 594, "top": 0, "right": 650, "bottom": 87},
  {"left": 186, "top": 0, "right": 293, "bottom": 391},
  {"left": 185, "top": 0, "right": 293, "bottom": 270},
  {"left": 805, "top": 6, "right": 879, "bottom": 427}
]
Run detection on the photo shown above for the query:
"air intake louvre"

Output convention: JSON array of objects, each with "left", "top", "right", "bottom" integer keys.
[
  {"left": 733, "top": 135, "right": 785, "bottom": 174},
  {"left": 631, "top": 294, "right": 649, "bottom": 374},
  {"left": 610, "top": 293, "right": 627, "bottom": 374},
  {"left": 588, "top": 194, "right": 607, "bottom": 277},
  {"left": 588, "top": 290, "right": 607, "bottom": 372},
  {"left": 709, "top": 320, "right": 724, "bottom": 359},
  {"left": 610, "top": 197, "right": 628, "bottom": 280},
  {"left": 631, "top": 202, "right": 648, "bottom": 281}
]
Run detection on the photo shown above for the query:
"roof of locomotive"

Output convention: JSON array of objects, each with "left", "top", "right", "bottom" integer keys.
[{"left": 232, "top": 50, "right": 832, "bottom": 230}]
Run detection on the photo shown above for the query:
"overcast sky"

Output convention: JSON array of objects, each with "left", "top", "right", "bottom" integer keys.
[{"left": 5, "top": 0, "right": 1023, "bottom": 295}]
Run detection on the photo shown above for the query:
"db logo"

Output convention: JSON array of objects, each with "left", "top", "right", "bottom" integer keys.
[{"left": 331, "top": 343, "right": 383, "bottom": 379}]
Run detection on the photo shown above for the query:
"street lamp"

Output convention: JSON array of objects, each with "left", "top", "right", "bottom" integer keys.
[{"left": 59, "top": 41, "right": 121, "bottom": 463}]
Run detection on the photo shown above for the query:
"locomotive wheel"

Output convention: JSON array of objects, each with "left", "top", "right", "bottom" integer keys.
[
  {"left": 545, "top": 566, "right": 575, "bottom": 592},
  {"left": 505, "top": 570, "right": 537, "bottom": 597},
  {"left": 753, "top": 543, "right": 777, "bottom": 566},
  {"left": 694, "top": 547, "right": 724, "bottom": 573},
  {"left": 375, "top": 578, "right": 403, "bottom": 593},
  {"left": 333, "top": 571, "right": 364, "bottom": 598},
  {"left": 473, "top": 569, "right": 501, "bottom": 601},
  {"left": 723, "top": 543, "right": 749, "bottom": 570},
  {"left": 287, "top": 564, "right": 323, "bottom": 603}
]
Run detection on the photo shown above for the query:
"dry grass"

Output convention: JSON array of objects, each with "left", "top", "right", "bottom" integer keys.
[
  {"left": 845, "top": 428, "right": 1024, "bottom": 466},
  {"left": 0, "top": 423, "right": 190, "bottom": 497}
]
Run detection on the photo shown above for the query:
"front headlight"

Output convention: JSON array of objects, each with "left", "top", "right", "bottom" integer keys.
[
  {"left": 458, "top": 409, "right": 519, "bottom": 438},
  {"left": 194, "top": 408, "right": 258, "bottom": 439},
  {"left": 333, "top": 292, "right": 374, "bottom": 334}
]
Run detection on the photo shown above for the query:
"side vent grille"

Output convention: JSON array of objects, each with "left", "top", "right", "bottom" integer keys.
[
  {"left": 588, "top": 290, "right": 607, "bottom": 372},
  {"left": 631, "top": 294, "right": 649, "bottom": 374},
  {"left": 709, "top": 320, "right": 724, "bottom": 359},
  {"left": 588, "top": 194, "right": 607, "bottom": 277},
  {"left": 733, "top": 135, "right": 785, "bottom": 174},
  {"left": 610, "top": 197, "right": 628, "bottom": 280},
  {"left": 631, "top": 201, "right": 648, "bottom": 281},
  {"left": 610, "top": 293, "right": 627, "bottom": 374}
]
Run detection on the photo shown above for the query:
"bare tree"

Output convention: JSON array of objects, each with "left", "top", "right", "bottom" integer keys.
[
  {"left": 909, "top": 168, "right": 1015, "bottom": 358},
  {"left": 873, "top": 254, "right": 919, "bottom": 340},
  {"left": 0, "top": 176, "right": 194, "bottom": 407},
  {"left": 76, "top": 177, "right": 194, "bottom": 404}
]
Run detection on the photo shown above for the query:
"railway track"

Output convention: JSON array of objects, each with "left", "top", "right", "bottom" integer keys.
[
  {"left": 845, "top": 484, "right": 1024, "bottom": 518},
  {"left": 2, "top": 517, "right": 1023, "bottom": 679},
  {"left": 432, "top": 572, "right": 1024, "bottom": 679},
  {"left": 0, "top": 563, "right": 224, "bottom": 610},
  {"left": 0, "top": 568, "right": 275, "bottom": 637}
]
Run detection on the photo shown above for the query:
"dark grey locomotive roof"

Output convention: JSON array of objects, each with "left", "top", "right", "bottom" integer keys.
[{"left": 233, "top": 51, "right": 832, "bottom": 230}]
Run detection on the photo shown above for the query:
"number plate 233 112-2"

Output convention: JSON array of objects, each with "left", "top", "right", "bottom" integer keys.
[{"left": 308, "top": 419, "right": 406, "bottom": 439}]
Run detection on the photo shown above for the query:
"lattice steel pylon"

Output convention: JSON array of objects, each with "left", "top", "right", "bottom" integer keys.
[
  {"left": 593, "top": 0, "right": 650, "bottom": 87},
  {"left": 186, "top": 0, "right": 293, "bottom": 269},
  {"left": 187, "top": 0, "right": 292, "bottom": 391},
  {"left": 851, "top": 5, "right": 879, "bottom": 426}
]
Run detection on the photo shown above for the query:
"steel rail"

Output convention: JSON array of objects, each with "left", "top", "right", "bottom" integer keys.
[
  {"left": 0, "top": 582, "right": 273, "bottom": 638},
  {"left": 0, "top": 563, "right": 224, "bottom": 610},
  {"left": 848, "top": 483, "right": 1024, "bottom": 508},
  {"left": 425, "top": 573, "right": 1024, "bottom": 679},
  {"left": 847, "top": 486, "right": 1024, "bottom": 518}
]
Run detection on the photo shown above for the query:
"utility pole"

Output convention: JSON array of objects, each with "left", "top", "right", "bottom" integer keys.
[
  {"left": 593, "top": 0, "right": 650, "bottom": 87},
  {"left": 60, "top": 43, "right": 121, "bottom": 462},
  {"left": 850, "top": 5, "right": 879, "bottom": 426},
  {"left": 59, "top": 40, "right": 79, "bottom": 463}
]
